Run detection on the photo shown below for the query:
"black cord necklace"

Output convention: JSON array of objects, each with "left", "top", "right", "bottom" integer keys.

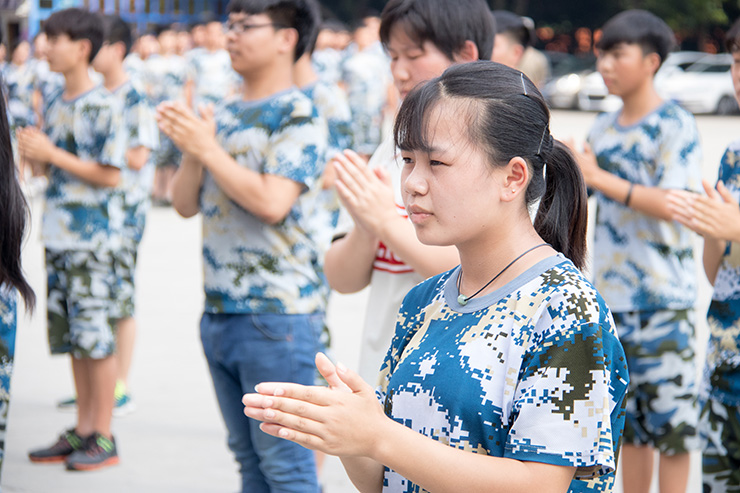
[{"left": 456, "top": 243, "right": 550, "bottom": 306}]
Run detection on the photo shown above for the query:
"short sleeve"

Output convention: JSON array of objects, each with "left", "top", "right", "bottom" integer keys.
[
  {"left": 653, "top": 109, "right": 702, "bottom": 192},
  {"left": 126, "top": 88, "right": 159, "bottom": 151},
  {"left": 95, "top": 99, "right": 128, "bottom": 170},
  {"left": 505, "top": 320, "right": 628, "bottom": 480},
  {"left": 263, "top": 98, "right": 327, "bottom": 190}
]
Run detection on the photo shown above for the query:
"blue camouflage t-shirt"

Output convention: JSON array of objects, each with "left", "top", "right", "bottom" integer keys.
[
  {"left": 704, "top": 139, "right": 740, "bottom": 406},
  {"left": 185, "top": 48, "right": 240, "bottom": 109},
  {"left": 42, "top": 86, "right": 127, "bottom": 251},
  {"left": 201, "top": 88, "right": 328, "bottom": 314},
  {"left": 378, "top": 255, "right": 629, "bottom": 493},
  {"left": 587, "top": 101, "right": 702, "bottom": 312},
  {"left": 112, "top": 79, "right": 159, "bottom": 244}
]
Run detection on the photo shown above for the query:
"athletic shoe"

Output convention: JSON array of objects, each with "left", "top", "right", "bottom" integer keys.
[
  {"left": 112, "top": 393, "right": 137, "bottom": 417},
  {"left": 56, "top": 396, "right": 77, "bottom": 413},
  {"left": 65, "top": 433, "right": 119, "bottom": 471},
  {"left": 28, "top": 429, "right": 86, "bottom": 463}
]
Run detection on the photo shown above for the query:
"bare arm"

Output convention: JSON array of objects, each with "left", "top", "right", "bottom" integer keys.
[
  {"left": 329, "top": 150, "right": 459, "bottom": 290},
  {"left": 126, "top": 145, "right": 151, "bottom": 171},
  {"left": 244, "top": 362, "right": 576, "bottom": 493},
  {"left": 17, "top": 127, "right": 120, "bottom": 187},
  {"left": 703, "top": 237, "right": 726, "bottom": 286},
  {"left": 324, "top": 226, "right": 378, "bottom": 293},
  {"left": 171, "top": 153, "right": 204, "bottom": 218}
]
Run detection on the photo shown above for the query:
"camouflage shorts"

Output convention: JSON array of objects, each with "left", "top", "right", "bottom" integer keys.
[
  {"left": 113, "top": 244, "right": 138, "bottom": 320},
  {"left": 46, "top": 249, "right": 118, "bottom": 359},
  {"left": 700, "top": 395, "right": 740, "bottom": 491},
  {"left": 614, "top": 308, "right": 699, "bottom": 454}
]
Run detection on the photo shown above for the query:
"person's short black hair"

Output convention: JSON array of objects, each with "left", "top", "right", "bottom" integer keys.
[
  {"left": 379, "top": 0, "right": 495, "bottom": 61},
  {"left": 226, "top": 0, "right": 321, "bottom": 61},
  {"left": 726, "top": 18, "right": 740, "bottom": 53},
  {"left": 44, "top": 8, "right": 104, "bottom": 63},
  {"left": 102, "top": 15, "right": 132, "bottom": 56},
  {"left": 491, "top": 10, "right": 534, "bottom": 48},
  {"left": 155, "top": 24, "right": 174, "bottom": 37},
  {"left": 596, "top": 9, "right": 675, "bottom": 67}
]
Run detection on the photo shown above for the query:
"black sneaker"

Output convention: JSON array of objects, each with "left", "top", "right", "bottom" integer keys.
[
  {"left": 28, "top": 429, "right": 86, "bottom": 463},
  {"left": 65, "top": 433, "right": 119, "bottom": 471}
]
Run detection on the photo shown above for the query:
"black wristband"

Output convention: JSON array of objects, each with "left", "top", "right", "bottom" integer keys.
[{"left": 624, "top": 183, "right": 635, "bottom": 206}]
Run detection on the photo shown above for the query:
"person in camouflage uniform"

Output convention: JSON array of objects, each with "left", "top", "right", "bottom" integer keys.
[
  {"left": 666, "top": 18, "right": 740, "bottom": 492},
  {"left": 570, "top": 10, "right": 702, "bottom": 493}
]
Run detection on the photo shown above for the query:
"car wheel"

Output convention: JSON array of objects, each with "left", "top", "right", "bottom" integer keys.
[{"left": 716, "top": 95, "right": 739, "bottom": 115}]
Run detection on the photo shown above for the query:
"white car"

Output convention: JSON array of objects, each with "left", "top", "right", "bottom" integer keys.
[
  {"left": 658, "top": 54, "right": 738, "bottom": 115},
  {"left": 577, "top": 51, "right": 708, "bottom": 113}
]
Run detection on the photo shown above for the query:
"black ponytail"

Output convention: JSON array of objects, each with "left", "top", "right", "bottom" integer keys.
[
  {"left": 395, "top": 60, "right": 589, "bottom": 269},
  {"left": 533, "top": 140, "right": 587, "bottom": 269},
  {"left": 0, "top": 75, "right": 35, "bottom": 311}
]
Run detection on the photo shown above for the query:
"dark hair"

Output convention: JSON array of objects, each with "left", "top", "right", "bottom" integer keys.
[
  {"left": 491, "top": 10, "right": 535, "bottom": 48},
  {"left": 44, "top": 8, "right": 104, "bottom": 63},
  {"left": 726, "top": 18, "right": 740, "bottom": 53},
  {"left": 102, "top": 15, "right": 133, "bottom": 56},
  {"left": 379, "top": 0, "right": 495, "bottom": 61},
  {"left": 0, "top": 76, "right": 35, "bottom": 311},
  {"left": 226, "top": 0, "right": 320, "bottom": 60},
  {"left": 394, "top": 61, "right": 587, "bottom": 269},
  {"left": 596, "top": 9, "right": 675, "bottom": 68}
]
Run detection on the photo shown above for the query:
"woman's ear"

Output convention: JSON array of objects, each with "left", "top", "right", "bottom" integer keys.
[
  {"left": 453, "top": 40, "right": 479, "bottom": 63},
  {"left": 500, "top": 156, "right": 529, "bottom": 203}
]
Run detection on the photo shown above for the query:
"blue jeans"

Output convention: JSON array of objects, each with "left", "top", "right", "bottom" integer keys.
[{"left": 200, "top": 312, "right": 324, "bottom": 493}]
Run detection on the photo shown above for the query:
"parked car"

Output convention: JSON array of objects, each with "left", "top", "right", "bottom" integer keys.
[
  {"left": 541, "top": 52, "right": 595, "bottom": 109},
  {"left": 577, "top": 51, "right": 707, "bottom": 113},
  {"left": 658, "top": 54, "right": 739, "bottom": 115}
]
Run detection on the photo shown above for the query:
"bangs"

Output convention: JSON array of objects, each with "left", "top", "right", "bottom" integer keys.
[{"left": 394, "top": 77, "right": 442, "bottom": 153}]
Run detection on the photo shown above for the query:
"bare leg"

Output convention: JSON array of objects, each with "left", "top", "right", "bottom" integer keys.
[
  {"left": 658, "top": 452, "right": 690, "bottom": 493},
  {"left": 115, "top": 317, "right": 136, "bottom": 388},
  {"left": 621, "top": 444, "right": 654, "bottom": 493},
  {"left": 74, "top": 356, "right": 116, "bottom": 438}
]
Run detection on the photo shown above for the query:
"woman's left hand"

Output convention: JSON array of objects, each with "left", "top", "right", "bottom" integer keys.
[
  {"left": 667, "top": 179, "right": 740, "bottom": 242},
  {"left": 242, "top": 353, "right": 386, "bottom": 458}
]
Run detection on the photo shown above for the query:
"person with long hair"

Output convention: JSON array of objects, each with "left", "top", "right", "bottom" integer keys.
[{"left": 0, "top": 72, "right": 35, "bottom": 483}]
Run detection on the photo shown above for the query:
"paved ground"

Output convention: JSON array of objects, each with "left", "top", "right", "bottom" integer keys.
[{"left": 4, "top": 110, "right": 739, "bottom": 492}]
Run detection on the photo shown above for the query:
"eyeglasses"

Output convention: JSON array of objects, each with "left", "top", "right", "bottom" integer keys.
[{"left": 223, "top": 21, "right": 285, "bottom": 35}]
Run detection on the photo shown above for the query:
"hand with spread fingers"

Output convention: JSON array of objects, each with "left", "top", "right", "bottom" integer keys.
[
  {"left": 16, "top": 126, "right": 57, "bottom": 164},
  {"left": 666, "top": 179, "right": 740, "bottom": 243},
  {"left": 242, "top": 352, "right": 386, "bottom": 458},
  {"left": 156, "top": 101, "right": 217, "bottom": 160},
  {"left": 332, "top": 150, "right": 400, "bottom": 238}
]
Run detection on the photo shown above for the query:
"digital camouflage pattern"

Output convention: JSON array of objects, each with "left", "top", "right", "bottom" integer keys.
[
  {"left": 377, "top": 255, "right": 629, "bottom": 493},
  {"left": 0, "top": 288, "right": 16, "bottom": 483},
  {"left": 587, "top": 101, "right": 702, "bottom": 313},
  {"left": 113, "top": 78, "right": 159, "bottom": 244},
  {"left": 613, "top": 309, "right": 698, "bottom": 454},
  {"left": 301, "top": 79, "right": 353, "bottom": 256},
  {"left": 701, "top": 140, "right": 740, "bottom": 491},
  {"left": 3, "top": 61, "right": 37, "bottom": 129},
  {"left": 341, "top": 42, "right": 391, "bottom": 155},
  {"left": 186, "top": 48, "right": 240, "bottom": 109},
  {"left": 46, "top": 249, "right": 119, "bottom": 359},
  {"left": 41, "top": 86, "right": 127, "bottom": 252},
  {"left": 112, "top": 245, "right": 137, "bottom": 320},
  {"left": 200, "top": 88, "right": 328, "bottom": 315}
]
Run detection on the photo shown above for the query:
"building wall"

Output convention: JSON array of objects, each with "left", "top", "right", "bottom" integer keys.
[{"left": 28, "top": 0, "right": 225, "bottom": 38}]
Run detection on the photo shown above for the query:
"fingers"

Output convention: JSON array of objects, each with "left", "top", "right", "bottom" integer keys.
[
  {"left": 716, "top": 181, "right": 738, "bottom": 205},
  {"left": 252, "top": 382, "right": 333, "bottom": 406},
  {"left": 258, "top": 423, "right": 323, "bottom": 451},
  {"left": 315, "top": 352, "right": 351, "bottom": 392},
  {"left": 336, "top": 362, "right": 372, "bottom": 394},
  {"left": 702, "top": 179, "right": 719, "bottom": 199}
]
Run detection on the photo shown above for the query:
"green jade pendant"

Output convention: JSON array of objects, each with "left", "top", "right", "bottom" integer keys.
[{"left": 457, "top": 294, "right": 469, "bottom": 306}]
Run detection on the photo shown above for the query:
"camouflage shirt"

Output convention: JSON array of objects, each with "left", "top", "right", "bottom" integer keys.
[
  {"left": 587, "top": 101, "right": 702, "bottom": 313},
  {"left": 378, "top": 255, "right": 629, "bottom": 493},
  {"left": 705, "top": 139, "right": 740, "bottom": 406},
  {"left": 201, "top": 88, "right": 328, "bottom": 314},
  {"left": 42, "top": 86, "right": 127, "bottom": 251}
]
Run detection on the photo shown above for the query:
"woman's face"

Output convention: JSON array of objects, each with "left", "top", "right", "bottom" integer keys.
[
  {"left": 386, "top": 24, "right": 454, "bottom": 100},
  {"left": 401, "top": 100, "right": 508, "bottom": 249}
]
